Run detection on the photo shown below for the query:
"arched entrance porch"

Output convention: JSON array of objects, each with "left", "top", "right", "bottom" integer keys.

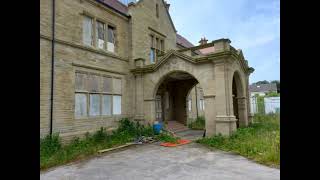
[{"left": 153, "top": 71, "right": 201, "bottom": 131}]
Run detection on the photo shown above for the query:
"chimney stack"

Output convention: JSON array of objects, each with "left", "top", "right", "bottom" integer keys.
[
  {"left": 199, "top": 37, "right": 208, "bottom": 45},
  {"left": 164, "top": 1, "right": 170, "bottom": 11}
]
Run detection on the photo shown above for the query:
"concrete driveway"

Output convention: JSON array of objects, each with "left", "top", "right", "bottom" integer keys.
[{"left": 40, "top": 142, "right": 280, "bottom": 180}]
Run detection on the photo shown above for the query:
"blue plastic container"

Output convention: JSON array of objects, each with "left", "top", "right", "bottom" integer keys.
[{"left": 153, "top": 122, "right": 163, "bottom": 135}]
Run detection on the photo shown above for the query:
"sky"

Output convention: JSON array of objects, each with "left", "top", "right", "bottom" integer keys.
[{"left": 166, "top": 0, "right": 280, "bottom": 84}]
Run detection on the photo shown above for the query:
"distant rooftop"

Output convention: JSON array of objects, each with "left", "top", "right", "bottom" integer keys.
[{"left": 249, "top": 83, "right": 277, "bottom": 93}]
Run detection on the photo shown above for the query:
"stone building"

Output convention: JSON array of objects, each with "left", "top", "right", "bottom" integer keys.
[{"left": 40, "top": 0, "right": 254, "bottom": 140}]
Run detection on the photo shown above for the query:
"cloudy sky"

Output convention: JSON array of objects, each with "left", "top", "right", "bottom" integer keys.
[{"left": 166, "top": 0, "right": 280, "bottom": 84}]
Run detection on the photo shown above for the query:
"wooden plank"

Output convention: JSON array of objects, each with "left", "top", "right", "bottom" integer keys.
[{"left": 98, "top": 143, "right": 135, "bottom": 153}]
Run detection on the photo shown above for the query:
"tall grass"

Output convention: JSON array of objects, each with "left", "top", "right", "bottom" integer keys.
[
  {"left": 197, "top": 114, "right": 280, "bottom": 168},
  {"left": 188, "top": 116, "right": 205, "bottom": 130},
  {"left": 40, "top": 118, "right": 154, "bottom": 170}
]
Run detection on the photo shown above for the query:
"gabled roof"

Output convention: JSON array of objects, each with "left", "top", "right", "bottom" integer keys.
[
  {"left": 249, "top": 83, "right": 277, "bottom": 93},
  {"left": 96, "top": 0, "right": 129, "bottom": 17},
  {"left": 176, "top": 34, "right": 194, "bottom": 48}
]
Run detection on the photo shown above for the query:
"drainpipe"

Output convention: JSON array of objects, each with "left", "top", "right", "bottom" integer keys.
[
  {"left": 195, "top": 85, "right": 199, "bottom": 118},
  {"left": 49, "top": 0, "right": 56, "bottom": 136}
]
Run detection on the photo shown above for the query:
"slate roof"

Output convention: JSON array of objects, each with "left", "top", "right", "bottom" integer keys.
[
  {"left": 96, "top": 0, "right": 129, "bottom": 17},
  {"left": 249, "top": 83, "right": 277, "bottom": 92},
  {"left": 97, "top": 1, "right": 198, "bottom": 53},
  {"left": 176, "top": 34, "right": 195, "bottom": 48}
]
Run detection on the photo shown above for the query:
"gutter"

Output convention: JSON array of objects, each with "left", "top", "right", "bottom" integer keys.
[{"left": 49, "top": 0, "right": 56, "bottom": 136}]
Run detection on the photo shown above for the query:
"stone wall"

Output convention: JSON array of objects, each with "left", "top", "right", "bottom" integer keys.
[
  {"left": 128, "top": 0, "right": 177, "bottom": 65},
  {"left": 40, "top": 0, "right": 132, "bottom": 138}
]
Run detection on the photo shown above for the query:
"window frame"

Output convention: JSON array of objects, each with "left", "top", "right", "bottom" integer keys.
[
  {"left": 82, "top": 13, "right": 117, "bottom": 53},
  {"left": 82, "top": 15, "right": 94, "bottom": 47},
  {"left": 74, "top": 71, "right": 123, "bottom": 119},
  {"left": 149, "top": 34, "right": 165, "bottom": 64}
]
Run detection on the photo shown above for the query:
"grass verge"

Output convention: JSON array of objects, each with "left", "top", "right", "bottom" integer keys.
[
  {"left": 40, "top": 118, "right": 154, "bottom": 170},
  {"left": 197, "top": 114, "right": 280, "bottom": 168}
]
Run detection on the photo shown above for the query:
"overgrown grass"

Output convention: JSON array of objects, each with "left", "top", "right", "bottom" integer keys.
[
  {"left": 197, "top": 114, "right": 280, "bottom": 168},
  {"left": 40, "top": 118, "right": 154, "bottom": 170},
  {"left": 154, "top": 132, "right": 180, "bottom": 143},
  {"left": 188, "top": 116, "right": 205, "bottom": 130}
]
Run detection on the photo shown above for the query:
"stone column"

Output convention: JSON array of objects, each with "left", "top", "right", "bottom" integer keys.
[
  {"left": 133, "top": 58, "right": 146, "bottom": 123},
  {"left": 204, "top": 95, "right": 216, "bottom": 137},
  {"left": 134, "top": 73, "right": 145, "bottom": 122},
  {"left": 144, "top": 99, "right": 156, "bottom": 125},
  {"left": 245, "top": 75, "right": 253, "bottom": 124},
  {"left": 237, "top": 97, "right": 248, "bottom": 127},
  {"left": 214, "top": 59, "right": 237, "bottom": 136}
]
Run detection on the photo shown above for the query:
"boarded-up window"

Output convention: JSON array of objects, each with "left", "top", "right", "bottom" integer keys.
[
  {"left": 75, "top": 93, "right": 87, "bottom": 117},
  {"left": 89, "top": 94, "right": 100, "bottom": 116},
  {"left": 113, "top": 95, "right": 121, "bottom": 115},
  {"left": 96, "top": 21, "right": 105, "bottom": 49},
  {"left": 88, "top": 74, "right": 100, "bottom": 92},
  {"left": 75, "top": 73, "right": 87, "bottom": 91},
  {"left": 102, "top": 95, "right": 112, "bottom": 116},
  {"left": 83, "top": 16, "right": 93, "bottom": 46},
  {"left": 103, "top": 76, "right": 112, "bottom": 93},
  {"left": 113, "top": 78, "right": 122, "bottom": 94}
]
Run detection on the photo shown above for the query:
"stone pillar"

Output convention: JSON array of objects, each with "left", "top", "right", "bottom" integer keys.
[
  {"left": 204, "top": 95, "right": 216, "bottom": 137},
  {"left": 134, "top": 73, "right": 144, "bottom": 122},
  {"left": 212, "top": 38, "right": 231, "bottom": 52},
  {"left": 144, "top": 99, "right": 156, "bottom": 125},
  {"left": 245, "top": 75, "right": 253, "bottom": 124},
  {"left": 237, "top": 97, "right": 248, "bottom": 127},
  {"left": 213, "top": 59, "right": 237, "bottom": 136}
]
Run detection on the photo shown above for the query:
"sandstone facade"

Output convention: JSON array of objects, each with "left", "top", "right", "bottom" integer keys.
[{"left": 40, "top": 0, "right": 254, "bottom": 140}]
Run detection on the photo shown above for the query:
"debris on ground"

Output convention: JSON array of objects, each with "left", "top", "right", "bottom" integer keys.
[
  {"left": 134, "top": 136, "right": 157, "bottom": 144},
  {"left": 98, "top": 143, "right": 136, "bottom": 153},
  {"left": 160, "top": 139, "right": 191, "bottom": 147}
]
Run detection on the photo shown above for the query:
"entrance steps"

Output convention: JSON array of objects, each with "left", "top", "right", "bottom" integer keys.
[{"left": 165, "top": 121, "right": 204, "bottom": 141}]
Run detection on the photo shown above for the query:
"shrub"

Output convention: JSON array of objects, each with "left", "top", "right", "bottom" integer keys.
[
  {"left": 40, "top": 133, "right": 62, "bottom": 157},
  {"left": 40, "top": 118, "right": 156, "bottom": 170}
]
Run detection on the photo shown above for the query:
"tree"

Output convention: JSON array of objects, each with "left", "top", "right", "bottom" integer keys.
[{"left": 253, "top": 80, "right": 269, "bottom": 85}]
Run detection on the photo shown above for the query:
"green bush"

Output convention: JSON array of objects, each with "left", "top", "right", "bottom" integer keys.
[{"left": 40, "top": 133, "right": 62, "bottom": 157}]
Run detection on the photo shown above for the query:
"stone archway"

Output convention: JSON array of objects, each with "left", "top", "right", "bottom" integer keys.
[
  {"left": 131, "top": 39, "right": 254, "bottom": 137},
  {"left": 231, "top": 70, "right": 248, "bottom": 127},
  {"left": 153, "top": 71, "right": 200, "bottom": 128}
]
